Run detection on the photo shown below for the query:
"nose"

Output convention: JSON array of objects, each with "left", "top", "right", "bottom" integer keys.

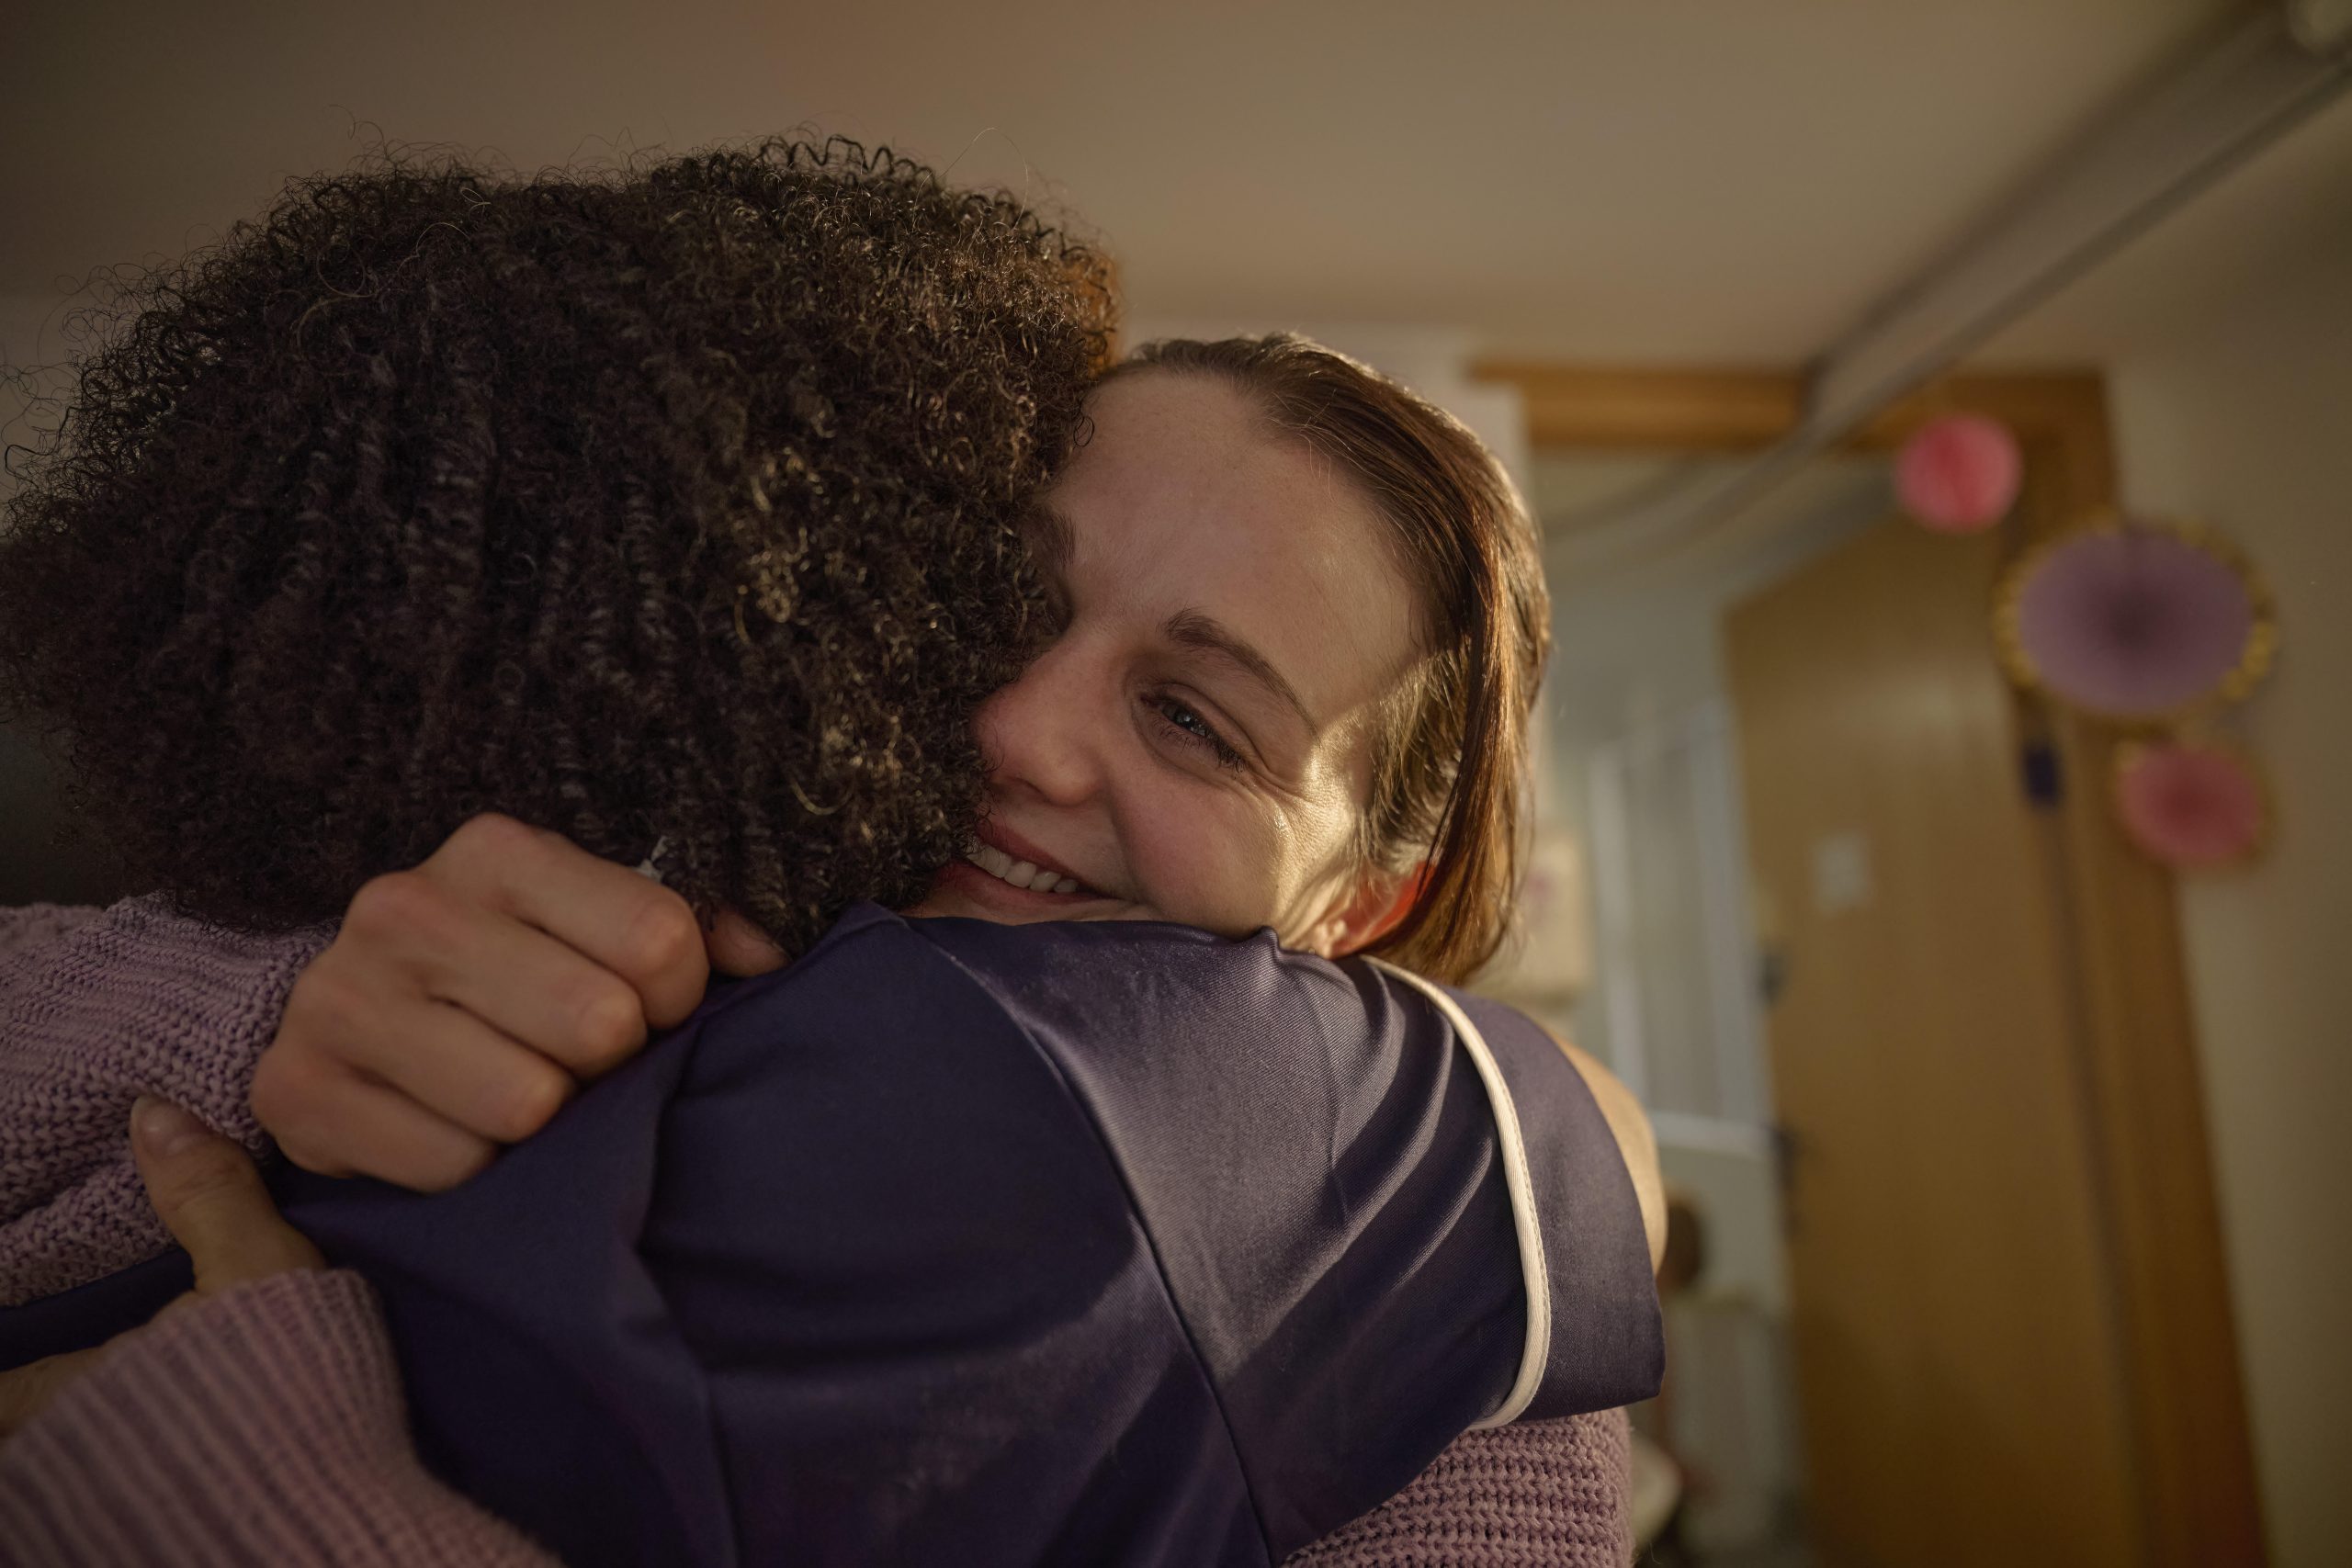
[{"left": 975, "top": 636, "right": 1107, "bottom": 807}]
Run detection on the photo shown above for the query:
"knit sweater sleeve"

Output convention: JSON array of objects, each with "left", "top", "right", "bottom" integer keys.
[
  {"left": 0, "top": 897, "right": 334, "bottom": 1304},
  {"left": 1280, "top": 1412, "right": 1634, "bottom": 1568},
  {"left": 0, "top": 904, "right": 102, "bottom": 985},
  {"left": 0, "top": 1290, "right": 1633, "bottom": 1568},
  {"left": 0, "top": 1269, "right": 558, "bottom": 1568}
]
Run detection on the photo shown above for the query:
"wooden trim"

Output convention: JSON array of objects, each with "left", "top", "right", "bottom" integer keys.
[
  {"left": 1489, "top": 359, "right": 2266, "bottom": 1563},
  {"left": 1472, "top": 360, "right": 2115, "bottom": 455},
  {"left": 1999, "top": 390, "right": 2268, "bottom": 1568},
  {"left": 1470, "top": 362, "right": 1802, "bottom": 450},
  {"left": 1845, "top": 371, "right": 2113, "bottom": 452}
]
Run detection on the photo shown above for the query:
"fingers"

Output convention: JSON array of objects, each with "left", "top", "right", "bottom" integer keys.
[
  {"left": 704, "top": 905, "right": 788, "bottom": 978},
  {"left": 336, "top": 872, "right": 655, "bottom": 1081},
  {"left": 248, "top": 813, "right": 720, "bottom": 1191},
  {"left": 252, "top": 1049, "right": 498, "bottom": 1192},
  {"left": 421, "top": 815, "right": 710, "bottom": 1030},
  {"left": 348, "top": 1002, "right": 576, "bottom": 1146},
  {"left": 0, "top": 1103, "right": 337, "bottom": 1437},
  {"left": 130, "top": 1098, "right": 323, "bottom": 1292}
]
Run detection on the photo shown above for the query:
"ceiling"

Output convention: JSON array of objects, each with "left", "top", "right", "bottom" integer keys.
[
  {"left": 1984, "top": 86, "right": 2352, "bottom": 360},
  {"left": 3, "top": 0, "right": 2246, "bottom": 364}
]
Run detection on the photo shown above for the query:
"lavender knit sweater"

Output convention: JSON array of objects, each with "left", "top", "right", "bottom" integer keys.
[{"left": 0, "top": 898, "right": 1633, "bottom": 1566}]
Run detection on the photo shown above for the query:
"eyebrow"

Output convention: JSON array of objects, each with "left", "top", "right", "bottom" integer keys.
[
  {"left": 1022, "top": 498, "right": 1317, "bottom": 735},
  {"left": 1163, "top": 608, "right": 1318, "bottom": 735}
]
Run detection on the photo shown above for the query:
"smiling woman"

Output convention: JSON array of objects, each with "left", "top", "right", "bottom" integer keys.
[
  {"left": 913, "top": 335, "right": 1551, "bottom": 986},
  {"left": 912, "top": 365, "right": 1429, "bottom": 949},
  {"left": 0, "top": 131, "right": 1651, "bottom": 1565}
]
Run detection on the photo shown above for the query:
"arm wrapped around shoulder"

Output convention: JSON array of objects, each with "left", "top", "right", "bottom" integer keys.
[{"left": 0, "top": 1270, "right": 555, "bottom": 1568}]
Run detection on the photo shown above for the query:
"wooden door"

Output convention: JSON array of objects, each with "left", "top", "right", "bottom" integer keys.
[{"left": 1724, "top": 518, "right": 2142, "bottom": 1566}]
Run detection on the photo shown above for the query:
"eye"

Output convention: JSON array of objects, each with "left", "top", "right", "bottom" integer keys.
[{"left": 1147, "top": 692, "right": 1248, "bottom": 772}]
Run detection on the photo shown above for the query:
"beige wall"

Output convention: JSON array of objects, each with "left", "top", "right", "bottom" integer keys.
[{"left": 2100, "top": 205, "right": 2352, "bottom": 1568}]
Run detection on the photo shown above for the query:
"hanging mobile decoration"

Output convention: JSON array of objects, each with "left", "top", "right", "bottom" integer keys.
[
  {"left": 1896, "top": 413, "right": 2022, "bottom": 534},
  {"left": 2114, "top": 739, "right": 2269, "bottom": 871},
  {"left": 1995, "top": 515, "right": 2276, "bottom": 721}
]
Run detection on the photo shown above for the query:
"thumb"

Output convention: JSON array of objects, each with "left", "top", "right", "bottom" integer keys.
[
  {"left": 703, "top": 905, "right": 787, "bottom": 978},
  {"left": 130, "top": 1097, "right": 323, "bottom": 1292}
]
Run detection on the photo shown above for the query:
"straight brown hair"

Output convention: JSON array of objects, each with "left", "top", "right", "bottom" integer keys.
[{"left": 1109, "top": 335, "right": 1550, "bottom": 982}]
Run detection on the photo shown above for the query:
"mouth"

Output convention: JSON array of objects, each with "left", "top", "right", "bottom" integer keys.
[
  {"left": 963, "top": 841, "right": 1084, "bottom": 895},
  {"left": 950, "top": 821, "right": 1103, "bottom": 902}
]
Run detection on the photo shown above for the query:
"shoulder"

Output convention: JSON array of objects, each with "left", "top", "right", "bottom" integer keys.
[
  {"left": 1553, "top": 1036, "right": 1667, "bottom": 1271},
  {"left": 1428, "top": 987, "right": 1663, "bottom": 1276}
]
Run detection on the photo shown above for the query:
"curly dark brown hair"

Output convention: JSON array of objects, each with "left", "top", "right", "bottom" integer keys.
[{"left": 0, "top": 137, "right": 1115, "bottom": 949}]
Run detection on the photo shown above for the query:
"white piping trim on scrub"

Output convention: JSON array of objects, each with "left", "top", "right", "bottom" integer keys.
[{"left": 1365, "top": 957, "right": 1551, "bottom": 1429}]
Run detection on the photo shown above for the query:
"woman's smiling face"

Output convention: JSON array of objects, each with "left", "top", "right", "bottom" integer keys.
[{"left": 908, "top": 369, "right": 1425, "bottom": 954}]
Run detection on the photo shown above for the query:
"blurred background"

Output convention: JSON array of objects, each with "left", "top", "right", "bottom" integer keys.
[{"left": 4, "top": 4, "right": 2346, "bottom": 1563}]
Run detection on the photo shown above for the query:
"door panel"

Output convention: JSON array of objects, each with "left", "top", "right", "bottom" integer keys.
[{"left": 1725, "top": 519, "right": 2140, "bottom": 1566}]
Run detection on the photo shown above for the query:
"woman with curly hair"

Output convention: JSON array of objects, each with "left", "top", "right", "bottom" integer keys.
[
  {"left": 0, "top": 139, "right": 1660, "bottom": 1566},
  {"left": 0, "top": 135, "right": 1104, "bottom": 947}
]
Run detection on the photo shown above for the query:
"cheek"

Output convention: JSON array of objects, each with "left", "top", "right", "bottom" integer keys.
[
  {"left": 1122, "top": 782, "right": 1351, "bottom": 938},
  {"left": 1114, "top": 777, "right": 1289, "bottom": 931}
]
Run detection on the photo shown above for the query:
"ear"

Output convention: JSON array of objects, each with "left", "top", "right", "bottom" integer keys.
[{"left": 1305, "top": 862, "right": 1431, "bottom": 960}]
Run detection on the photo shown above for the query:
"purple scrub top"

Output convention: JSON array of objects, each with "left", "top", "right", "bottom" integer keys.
[{"left": 6, "top": 905, "right": 1660, "bottom": 1566}]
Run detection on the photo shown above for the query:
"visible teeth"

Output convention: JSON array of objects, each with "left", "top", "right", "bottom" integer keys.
[{"left": 964, "top": 846, "right": 1084, "bottom": 896}]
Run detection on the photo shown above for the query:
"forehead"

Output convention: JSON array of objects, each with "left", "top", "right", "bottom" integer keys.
[{"left": 1042, "top": 372, "right": 1421, "bottom": 728}]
